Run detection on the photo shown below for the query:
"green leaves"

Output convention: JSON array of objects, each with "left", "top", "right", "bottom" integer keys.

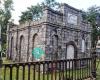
[
  {"left": 19, "top": 0, "right": 60, "bottom": 23},
  {"left": 42, "top": 0, "right": 58, "bottom": 8},
  {"left": 0, "top": 0, "right": 13, "bottom": 51},
  {"left": 19, "top": 4, "right": 42, "bottom": 23},
  {"left": 84, "top": 6, "right": 100, "bottom": 47},
  {"left": 4, "top": 0, "right": 13, "bottom": 11}
]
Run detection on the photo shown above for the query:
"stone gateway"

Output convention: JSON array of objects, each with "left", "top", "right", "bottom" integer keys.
[{"left": 7, "top": 4, "right": 92, "bottom": 62}]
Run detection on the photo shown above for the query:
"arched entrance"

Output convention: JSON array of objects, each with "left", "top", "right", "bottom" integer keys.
[
  {"left": 10, "top": 37, "right": 14, "bottom": 60},
  {"left": 66, "top": 41, "right": 77, "bottom": 68},
  {"left": 67, "top": 45, "right": 74, "bottom": 59},
  {"left": 19, "top": 35, "right": 24, "bottom": 62},
  {"left": 66, "top": 41, "right": 77, "bottom": 59},
  {"left": 52, "top": 35, "right": 58, "bottom": 60},
  {"left": 32, "top": 33, "right": 38, "bottom": 61}
]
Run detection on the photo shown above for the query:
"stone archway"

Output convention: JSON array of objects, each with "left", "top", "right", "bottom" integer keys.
[
  {"left": 52, "top": 35, "right": 58, "bottom": 60},
  {"left": 66, "top": 41, "right": 77, "bottom": 59},
  {"left": 66, "top": 41, "right": 78, "bottom": 68},
  {"left": 32, "top": 33, "right": 38, "bottom": 61},
  {"left": 67, "top": 45, "right": 74, "bottom": 59},
  {"left": 19, "top": 35, "right": 24, "bottom": 62},
  {"left": 10, "top": 37, "right": 14, "bottom": 60}
]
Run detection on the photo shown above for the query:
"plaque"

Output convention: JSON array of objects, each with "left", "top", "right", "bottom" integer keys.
[{"left": 68, "top": 13, "right": 77, "bottom": 25}]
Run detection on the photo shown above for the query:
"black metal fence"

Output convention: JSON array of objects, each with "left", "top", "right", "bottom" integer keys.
[{"left": 0, "top": 57, "right": 95, "bottom": 80}]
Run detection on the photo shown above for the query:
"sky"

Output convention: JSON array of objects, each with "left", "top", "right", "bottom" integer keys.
[{"left": 11, "top": 0, "right": 100, "bottom": 24}]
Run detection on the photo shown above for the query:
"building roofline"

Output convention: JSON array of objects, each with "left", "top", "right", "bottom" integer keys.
[
  {"left": 43, "top": 6, "right": 63, "bottom": 15},
  {"left": 61, "top": 3, "right": 82, "bottom": 12}
]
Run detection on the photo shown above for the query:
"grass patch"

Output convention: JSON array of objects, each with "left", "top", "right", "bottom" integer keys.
[
  {"left": 0, "top": 67, "right": 91, "bottom": 80},
  {"left": 0, "top": 58, "right": 92, "bottom": 80},
  {"left": 96, "top": 60, "right": 100, "bottom": 80}
]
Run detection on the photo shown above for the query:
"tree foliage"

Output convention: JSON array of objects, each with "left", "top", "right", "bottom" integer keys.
[
  {"left": 19, "top": 4, "right": 42, "bottom": 23},
  {"left": 0, "top": 0, "right": 13, "bottom": 50},
  {"left": 41, "top": 0, "right": 60, "bottom": 9},
  {"left": 19, "top": 0, "right": 60, "bottom": 23},
  {"left": 85, "top": 6, "right": 100, "bottom": 47}
]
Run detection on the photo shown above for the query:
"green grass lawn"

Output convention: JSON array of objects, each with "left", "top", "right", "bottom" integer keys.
[
  {"left": 0, "top": 67, "right": 90, "bottom": 80},
  {"left": 0, "top": 58, "right": 92, "bottom": 80},
  {"left": 96, "top": 60, "right": 100, "bottom": 80}
]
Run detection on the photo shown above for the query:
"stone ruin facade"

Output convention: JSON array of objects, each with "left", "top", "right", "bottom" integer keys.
[{"left": 7, "top": 4, "right": 92, "bottom": 62}]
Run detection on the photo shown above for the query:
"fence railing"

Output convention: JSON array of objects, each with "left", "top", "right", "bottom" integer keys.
[{"left": 0, "top": 58, "right": 95, "bottom": 80}]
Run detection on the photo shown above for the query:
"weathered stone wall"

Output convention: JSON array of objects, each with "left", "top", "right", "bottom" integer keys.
[
  {"left": 44, "top": 4, "right": 91, "bottom": 60},
  {"left": 7, "top": 3, "right": 92, "bottom": 62}
]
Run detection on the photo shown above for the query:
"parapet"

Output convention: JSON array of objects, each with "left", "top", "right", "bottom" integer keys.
[{"left": 8, "top": 3, "right": 91, "bottom": 33}]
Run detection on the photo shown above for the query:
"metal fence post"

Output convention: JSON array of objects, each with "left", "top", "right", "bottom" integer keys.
[
  {"left": 91, "top": 51, "right": 96, "bottom": 79},
  {"left": 0, "top": 51, "right": 3, "bottom": 68},
  {"left": 0, "top": 52, "right": 2, "bottom": 80},
  {"left": 0, "top": 19, "right": 2, "bottom": 68}
]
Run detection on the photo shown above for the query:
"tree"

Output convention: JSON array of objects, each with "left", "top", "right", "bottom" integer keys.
[
  {"left": 19, "top": 0, "right": 60, "bottom": 23},
  {"left": 19, "top": 4, "right": 42, "bottom": 23},
  {"left": 41, "top": 0, "right": 60, "bottom": 9},
  {"left": 0, "top": 0, "right": 13, "bottom": 51},
  {"left": 85, "top": 6, "right": 100, "bottom": 48}
]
